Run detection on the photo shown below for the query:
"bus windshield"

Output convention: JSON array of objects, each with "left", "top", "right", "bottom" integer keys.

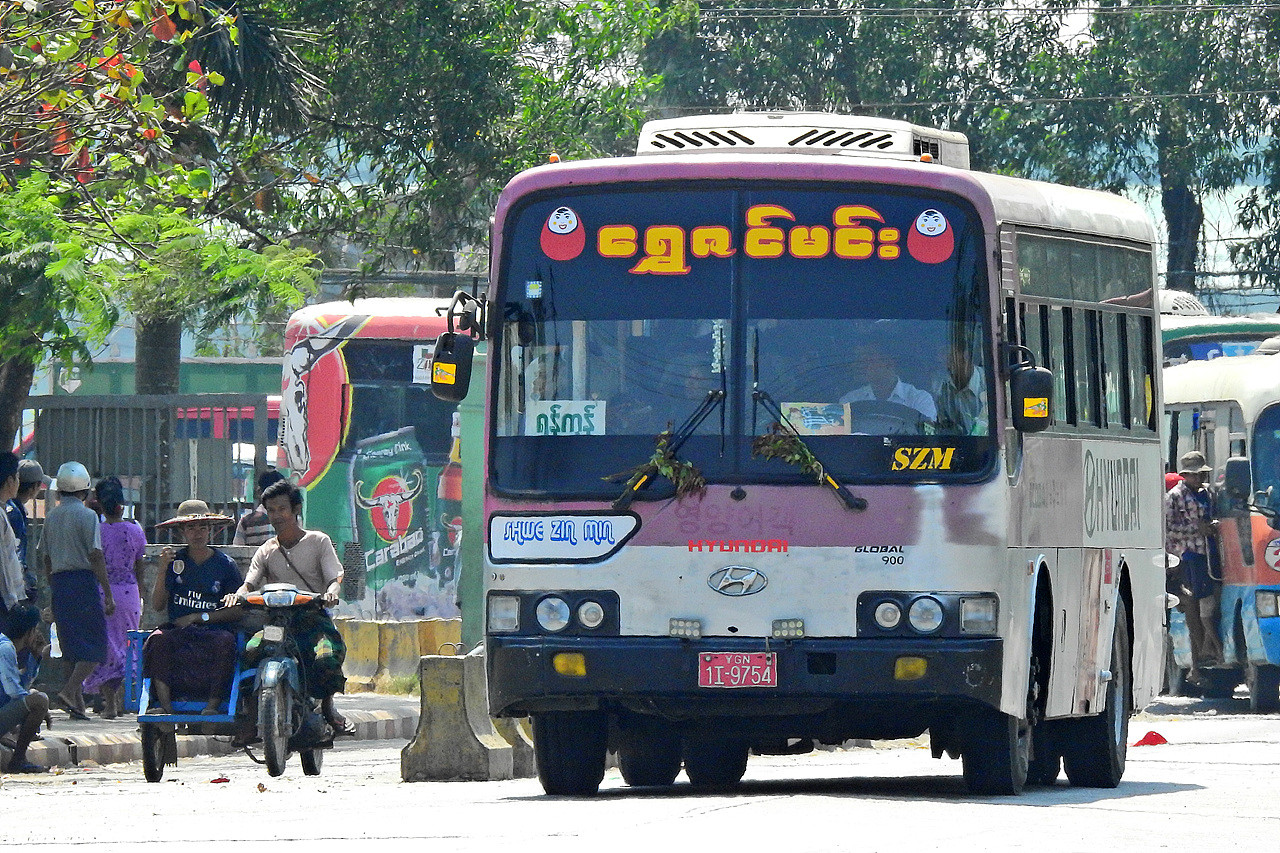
[
  {"left": 492, "top": 184, "right": 996, "bottom": 497},
  {"left": 1254, "top": 402, "right": 1280, "bottom": 503}
]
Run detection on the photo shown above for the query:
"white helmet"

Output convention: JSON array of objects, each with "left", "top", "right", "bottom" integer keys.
[{"left": 53, "top": 461, "right": 90, "bottom": 493}]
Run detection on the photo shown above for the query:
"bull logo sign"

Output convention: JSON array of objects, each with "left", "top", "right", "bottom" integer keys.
[{"left": 355, "top": 471, "right": 425, "bottom": 543}]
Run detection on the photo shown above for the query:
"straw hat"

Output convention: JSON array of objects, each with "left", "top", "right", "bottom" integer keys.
[
  {"left": 1177, "top": 450, "right": 1212, "bottom": 475},
  {"left": 157, "top": 499, "right": 234, "bottom": 528}
]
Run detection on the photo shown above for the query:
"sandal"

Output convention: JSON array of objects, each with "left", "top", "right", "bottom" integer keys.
[
  {"left": 327, "top": 715, "right": 357, "bottom": 738},
  {"left": 53, "top": 695, "right": 89, "bottom": 721}
]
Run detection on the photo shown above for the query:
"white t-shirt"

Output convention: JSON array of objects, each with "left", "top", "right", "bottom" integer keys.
[
  {"left": 841, "top": 379, "right": 937, "bottom": 420},
  {"left": 246, "top": 530, "right": 342, "bottom": 595}
]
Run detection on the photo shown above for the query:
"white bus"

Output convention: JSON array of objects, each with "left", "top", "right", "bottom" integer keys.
[{"left": 434, "top": 112, "right": 1166, "bottom": 796}]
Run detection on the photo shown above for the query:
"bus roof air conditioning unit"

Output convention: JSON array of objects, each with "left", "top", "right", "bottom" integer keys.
[{"left": 637, "top": 112, "right": 970, "bottom": 169}]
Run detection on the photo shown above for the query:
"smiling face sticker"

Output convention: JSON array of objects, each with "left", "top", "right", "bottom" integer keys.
[
  {"left": 540, "top": 206, "right": 586, "bottom": 261},
  {"left": 906, "top": 209, "right": 954, "bottom": 264}
]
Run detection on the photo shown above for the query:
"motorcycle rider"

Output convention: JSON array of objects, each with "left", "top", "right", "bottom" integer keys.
[{"left": 222, "top": 479, "right": 355, "bottom": 736}]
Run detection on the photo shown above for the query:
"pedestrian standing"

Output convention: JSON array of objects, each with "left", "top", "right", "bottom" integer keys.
[
  {"left": 232, "top": 469, "right": 285, "bottom": 547},
  {"left": 0, "top": 452, "right": 24, "bottom": 621},
  {"left": 1164, "top": 450, "right": 1224, "bottom": 686},
  {"left": 38, "top": 461, "right": 113, "bottom": 720},
  {"left": 8, "top": 460, "right": 50, "bottom": 606},
  {"left": 82, "top": 477, "right": 146, "bottom": 719}
]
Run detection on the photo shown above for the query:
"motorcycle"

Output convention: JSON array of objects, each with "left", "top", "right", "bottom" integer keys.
[
  {"left": 136, "top": 583, "right": 334, "bottom": 781},
  {"left": 239, "top": 583, "right": 334, "bottom": 777}
]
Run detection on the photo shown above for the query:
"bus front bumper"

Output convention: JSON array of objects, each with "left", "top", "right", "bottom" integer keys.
[{"left": 486, "top": 634, "right": 1004, "bottom": 721}]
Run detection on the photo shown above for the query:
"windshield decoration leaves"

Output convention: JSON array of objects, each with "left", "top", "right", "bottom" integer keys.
[{"left": 607, "top": 428, "right": 707, "bottom": 510}]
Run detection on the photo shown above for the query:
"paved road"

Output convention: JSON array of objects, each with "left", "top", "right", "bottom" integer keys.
[{"left": 3, "top": 695, "right": 1278, "bottom": 853}]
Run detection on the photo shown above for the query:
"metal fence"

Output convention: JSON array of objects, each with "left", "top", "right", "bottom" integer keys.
[{"left": 25, "top": 393, "right": 273, "bottom": 543}]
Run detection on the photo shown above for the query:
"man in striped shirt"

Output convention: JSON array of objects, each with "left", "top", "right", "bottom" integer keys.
[{"left": 232, "top": 470, "right": 285, "bottom": 547}]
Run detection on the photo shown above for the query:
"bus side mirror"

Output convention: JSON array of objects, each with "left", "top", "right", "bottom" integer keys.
[
  {"left": 1010, "top": 365, "right": 1052, "bottom": 433},
  {"left": 1223, "top": 457, "right": 1251, "bottom": 499},
  {"left": 430, "top": 332, "right": 474, "bottom": 403}
]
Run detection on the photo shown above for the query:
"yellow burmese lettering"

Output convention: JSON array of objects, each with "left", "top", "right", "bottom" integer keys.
[
  {"left": 630, "top": 225, "right": 690, "bottom": 274},
  {"left": 598, "top": 225, "right": 638, "bottom": 258},
  {"left": 744, "top": 204, "right": 794, "bottom": 258},
  {"left": 789, "top": 226, "right": 830, "bottom": 258},
  {"left": 690, "top": 225, "right": 735, "bottom": 258}
]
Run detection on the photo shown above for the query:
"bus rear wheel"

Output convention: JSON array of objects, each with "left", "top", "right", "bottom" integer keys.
[
  {"left": 961, "top": 707, "right": 1029, "bottom": 795},
  {"left": 1062, "top": 598, "right": 1130, "bottom": 788},
  {"left": 532, "top": 711, "right": 608, "bottom": 796},
  {"left": 682, "top": 738, "right": 749, "bottom": 788}
]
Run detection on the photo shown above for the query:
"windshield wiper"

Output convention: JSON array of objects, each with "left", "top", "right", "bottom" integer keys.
[
  {"left": 609, "top": 389, "right": 724, "bottom": 510},
  {"left": 752, "top": 389, "right": 867, "bottom": 512}
]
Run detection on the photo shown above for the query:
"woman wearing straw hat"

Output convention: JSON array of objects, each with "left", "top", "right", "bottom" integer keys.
[{"left": 142, "top": 500, "right": 244, "bottom": 715}]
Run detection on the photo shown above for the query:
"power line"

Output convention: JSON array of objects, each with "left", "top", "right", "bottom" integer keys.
[{"left": 697, "top": 1, "right": 1280, "bottom": 20}]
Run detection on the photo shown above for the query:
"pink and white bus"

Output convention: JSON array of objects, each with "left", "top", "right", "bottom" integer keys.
[{"left": 436, "top": 113, "right": 1166, "bottom": 795}]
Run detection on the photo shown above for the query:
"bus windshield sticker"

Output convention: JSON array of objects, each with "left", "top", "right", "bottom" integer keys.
[
  {"left": 489, "top": 512, "right": 639, "bottom": 564},
  {"left": 906, "top": 209, "right": 953, "bottom": 263},
  {"left": 782, "top": 403, "right": 851, "bottom": 435},
  {"left": 412, "top": 344, "right": 432, "bottom": 385},
  {"left": 542, "top": 202, "right": 963, "bottom": 272},
  {"left": 526, "top": 401, "right": 606, "bottom": 436}
]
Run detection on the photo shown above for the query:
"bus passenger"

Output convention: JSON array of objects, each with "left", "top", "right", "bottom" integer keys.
[
  {"left": 840, "top": 334, "right": 936, "bottom": 421},
  {"left": 143, "top": 500, "right": 242, "bottom": 714},
  {"left": 932, "top": 344, "right": 988, "bottom": 436},
  {"left": 1164, "top": 451, "right": 1223, "bottom": 684}
]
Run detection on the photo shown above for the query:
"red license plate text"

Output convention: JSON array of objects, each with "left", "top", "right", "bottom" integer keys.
[{"left": 697, "top": 652, "right": 778, "bottom": 688}]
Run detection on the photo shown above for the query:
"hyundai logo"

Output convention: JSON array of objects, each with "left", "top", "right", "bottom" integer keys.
[{"left": 708, "top": 566, "right": 768, "bottom": 597}]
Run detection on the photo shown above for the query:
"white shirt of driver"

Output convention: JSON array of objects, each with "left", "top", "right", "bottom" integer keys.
[{"left": 841, "top": 379, "right": 937, "bottom": 420}]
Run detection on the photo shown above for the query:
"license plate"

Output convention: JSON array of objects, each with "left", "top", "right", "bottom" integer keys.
[
  {"left": 697, "top": 652, "right": 777, "bottom": 689},
  {"left": 263, "top": 625, "right": 285, "bottom": 642}
]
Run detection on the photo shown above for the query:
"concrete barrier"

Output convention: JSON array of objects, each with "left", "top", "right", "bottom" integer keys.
[
  {"left": 378, "top": 621, "right": 423, "bottom": 681},
  {"left": 417, "top": 617, "right": 463, "bottom": 657},
  {"left": 401, "top": 650, "right": 513, "bottom": 782},
  {"left": 491, "top": 716, "right": 536, "bottom": 778},
  {"left": 336, "top": 618, "right": 380, "bottom": 691}
]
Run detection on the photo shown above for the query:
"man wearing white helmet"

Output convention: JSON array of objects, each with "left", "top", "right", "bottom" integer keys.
[{"left": 37, "top": 461, "right": 113, "bottom": 720}]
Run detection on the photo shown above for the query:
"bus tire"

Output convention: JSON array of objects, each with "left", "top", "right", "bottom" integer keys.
[
  {"left": 1025, "top": 723, "right": 1060, "bottom": 786},
  {"left": 618, "top": 729, "right": 682, "bottom": 787},
  {"left": 961, "top": 707, "right": 1029, "bottom": 795},
  {"left": 682, "top": 738, "right": 749, "bottom": 788},
  {"left": 1063, "top": 598, "right": 1130, "bottom": 788},
  {"left": 532, "top": 711, "right": 608, "bottom": 796},
  {"left": 1246, "top": 664, "right": 1280, "bottom": 713}
]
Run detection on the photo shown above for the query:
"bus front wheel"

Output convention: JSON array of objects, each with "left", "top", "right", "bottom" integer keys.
[
  {"left": 1062, "top": 598, "right": 1130, "bottom": 788},
  {"left": 682, "top": 738, "right": 749, "bottom": 788},
  {"left": 532, "top": 711, "right": 608, "bottom": 796},
  {"left": 961, "top": 708, "right": 1029, "bottom": 795}
]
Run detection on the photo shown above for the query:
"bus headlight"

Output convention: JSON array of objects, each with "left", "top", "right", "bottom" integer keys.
[
  {"left": 874, "top": 601, "right": 902, "bottom": 629},
  {"left": 1257, "top": 590, "right": 1279, "bottom": 619},
  {"left": 577, "top": 600, "right": 606, "bottom": 629},
  {"left": 536, "top": 597, "right": 572, "bottom": 632},
  {"left": 908, "top": 597, "right": 944, "bottom": 634},
  {"left": 488, "top": 595, "right": 520, "bottom": 633},
  {"left": 960, "top": 596, "right": 999, "bottom": 635}
]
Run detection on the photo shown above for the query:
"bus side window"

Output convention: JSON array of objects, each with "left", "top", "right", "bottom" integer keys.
[
  {"left": 1053, "top": 306, "right": 1074, "bottom": 426},
  {"left": 1101, "top": 311, "right": 1125, "bottom": 430},
  {"left": 1131, "top": 314, "right": 1156, "bottom": 431}
]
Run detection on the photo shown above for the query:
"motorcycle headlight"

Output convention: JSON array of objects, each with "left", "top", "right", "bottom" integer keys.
[
  {"left": 536, "top": 597, "right": 571, "bottom": 632},
  {"left": 263, "top": 590, "right": 298, "bottom": 607}
]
